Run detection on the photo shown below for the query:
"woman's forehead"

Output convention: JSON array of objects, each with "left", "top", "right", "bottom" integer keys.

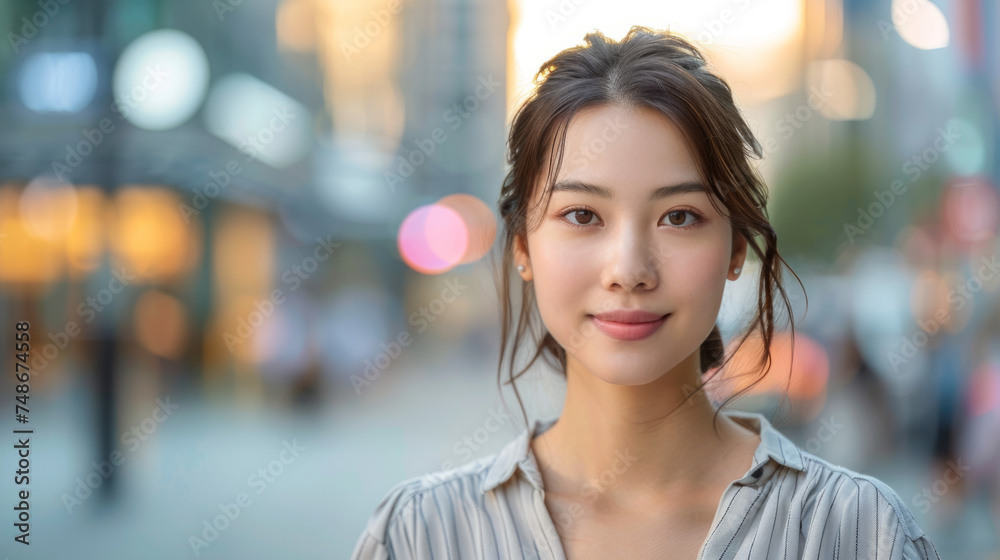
[{"left": 537, "top": 106, "right": 703, "bottom": 193}]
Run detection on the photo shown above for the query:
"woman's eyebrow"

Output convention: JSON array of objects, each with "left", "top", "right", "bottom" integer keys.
[{"left": 551, "top": 179, "right": 706, "bottom": 202}]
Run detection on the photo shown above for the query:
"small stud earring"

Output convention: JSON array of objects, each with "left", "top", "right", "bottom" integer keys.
[
  {"left": 517, "top": 265, "right": 525, "bottom": 273},
  {"left": 733, "top": 267, "right": 741, "bottom": 275}
]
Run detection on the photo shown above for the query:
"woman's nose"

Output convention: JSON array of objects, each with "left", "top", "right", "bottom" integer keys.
[{"left": 600, "top": 231, "right": 659, "bottom": 292}]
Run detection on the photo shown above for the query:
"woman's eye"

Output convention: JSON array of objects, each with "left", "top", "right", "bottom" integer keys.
[
  {"left": 662, "top": 210, "right": 696, "bottom": 228},
  {"left": 566, "top": 209, "right": 599, "bottom": 226}
]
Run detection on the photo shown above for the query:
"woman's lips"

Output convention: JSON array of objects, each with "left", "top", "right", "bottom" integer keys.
[{"left": 589, "top": 314, "right": 669, "bottom": 341}]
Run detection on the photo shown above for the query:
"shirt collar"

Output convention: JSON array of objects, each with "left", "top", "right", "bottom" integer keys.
[{"left": 479, "top": 409, "right": 805, "bottom": 494}]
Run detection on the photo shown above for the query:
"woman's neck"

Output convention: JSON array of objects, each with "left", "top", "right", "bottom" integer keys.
[{"left": 530, "top": 352, "right": 761, "bottom": 503}]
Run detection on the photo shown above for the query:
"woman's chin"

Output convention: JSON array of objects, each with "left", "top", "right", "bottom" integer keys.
[
  {"left": 577, "top": 359, "right": 680, "bottom": 386},
  {"left": 564, "top": 343, "right": 698, "bottom": 386}
]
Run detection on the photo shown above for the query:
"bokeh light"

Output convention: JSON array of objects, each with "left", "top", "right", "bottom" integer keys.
[
  {"left": 276, "top": 0, "right": 317, "bottom": 52},
  {"left": 114, "top": 29, "right": 209, "bottom": 131},
  {"left": 0, "top": 183, "right": 63, "bottom": 283},
  {"left": 712, "top": 331, "right": 830, "bottom": 404},
  {"left": 19, "top": 52, "right": 98, "bottom": 113},
  {"left": 203, "top": 73, "right": 311, "bottom": 168},
  {"left": 134, "top": 289, "right": 189, "bottom": 359},
  {"left": 806, "top": 59, "right": 877, "bottom": 121},
  {"left": 944, "top": 118, "right": 987, "bottom": 176},
  {"left": 910, "top": 269, "right": 952, "bottom": 328},
  {"left": 109, "top": 186, "right": 200, "bottom": 281},
  {"left": 941, "top": 177, "right": 999, "bottom": 247},
  {"left": 891, "top": 0, "right": 949, "bottom": 50},
  {"left": 398, "top": 204, "right": 468, "bottom": 274},
  {"left": 65, "top": 186, "right": 106, "bottom": 274},
  {"left": 19, "top": 175, "right": 78, "bottom": 241},
  {"left": 436, "top": 194, "right": 496, "bottom": 264}
]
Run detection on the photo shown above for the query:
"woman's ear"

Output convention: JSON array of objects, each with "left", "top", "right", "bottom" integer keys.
[
  {"left": 513, "top": 233, "right": 533, "bottom": 282},
  {"left": 728, "top": 230, "right": 748, "bottom": 281}
]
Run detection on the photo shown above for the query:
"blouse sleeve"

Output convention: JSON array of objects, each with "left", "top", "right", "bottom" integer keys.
[
  {"left": 350, "top": 478, "right": 423, "bottom": 560},
  {"left": 855, "top": 475, "right": 942, "bottom": 560},
  {"left": 805, "top": 471, "right": 943, "bottom": 560}
]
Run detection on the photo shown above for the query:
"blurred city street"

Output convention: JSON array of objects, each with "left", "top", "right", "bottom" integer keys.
[{"left": 1, "top": 0, "right": 1000, "bottom": 558}]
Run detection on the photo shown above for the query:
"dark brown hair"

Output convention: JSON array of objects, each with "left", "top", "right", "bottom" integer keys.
[{"left": 492, "top": 26, "right": 805, "bottom": 433}]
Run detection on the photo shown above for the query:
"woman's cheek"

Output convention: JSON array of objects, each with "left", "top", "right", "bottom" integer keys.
[
  {"left": 530, "top": 238, "right": 592, "bottom": 332},
  {"left": 683, "top": 250, "right": 727, "bottom": 294},
  {"left": 695, "top": 257, "right": 732, "bottom": 336}
]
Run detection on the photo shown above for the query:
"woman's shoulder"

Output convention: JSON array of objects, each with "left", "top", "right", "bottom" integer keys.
[
  {"left": 787, "top": 448, "right": 942, "bottom": 559},
  {"left": 373, "top": 452, "right": 497, "bottom": 515},
  {"left": 350, "top": 453, "right": 501, "bottom": 560}
]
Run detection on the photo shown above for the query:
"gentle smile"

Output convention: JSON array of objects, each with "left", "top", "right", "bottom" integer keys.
[{"left": 588, "top": 311, "right": 670, "bottom": 341}]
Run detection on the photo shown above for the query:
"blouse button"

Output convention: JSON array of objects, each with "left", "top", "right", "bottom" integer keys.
[{"left": 751, "top": 466, "right": 764, "bottom": 479}]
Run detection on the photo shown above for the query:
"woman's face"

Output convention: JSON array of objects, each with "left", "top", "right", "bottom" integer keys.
[{"left": 514, "top": 103, "right": 747, "bottom": 386}]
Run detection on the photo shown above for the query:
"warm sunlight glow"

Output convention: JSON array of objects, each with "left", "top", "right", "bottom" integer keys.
[{"left": 507, "top": 0, "right": 805, "bottom": 117}]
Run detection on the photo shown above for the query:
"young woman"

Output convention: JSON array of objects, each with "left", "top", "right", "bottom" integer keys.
[{"left": 352, "top": 27, "right": 941, "bottom": 560}]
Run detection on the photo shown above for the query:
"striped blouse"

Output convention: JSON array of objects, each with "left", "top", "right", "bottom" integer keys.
[{"left": 351, "top": 409, "right": 942, "bottom": 559}]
